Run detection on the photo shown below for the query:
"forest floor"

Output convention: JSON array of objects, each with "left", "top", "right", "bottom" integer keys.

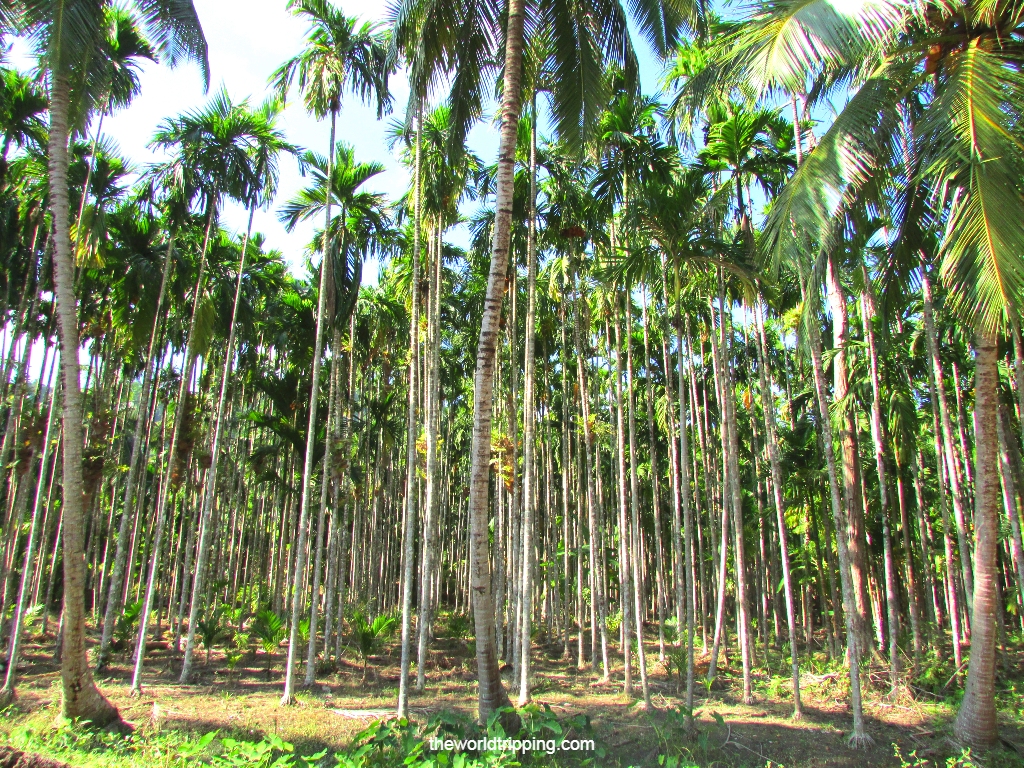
[{"left": 0, "top": 627, "right": 1022, "bottom": 767}]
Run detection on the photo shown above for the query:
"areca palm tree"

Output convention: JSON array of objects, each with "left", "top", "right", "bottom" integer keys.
[
  {"left": 74, "top": 5, "right": 156, "bottom": 258},
  {"left": 130, "top": 89, "right": 273, "bottom": 695},
  {"left": 392, "top": 0, "right": 702, "bottom": 723},
  {"left": 179, "top": 97, "right": 296, "bottom": 685},
  {"left": 698, "top": 103, "right": 793, "bottom": 248},
  {"left": 716, "top": 0, "right": 1024, "bottom": 749},
  {"left": 0, "top": 67, "right": 47, "bottom": 186},
  {"left": 271, "top": 0, "right": 392, "bottom": 707},
  {"left": 14, "top": 0, "right": 207, "bottom": 726},
  {"left": 277, "top": 141, "right": 390, "bottom": 703}
]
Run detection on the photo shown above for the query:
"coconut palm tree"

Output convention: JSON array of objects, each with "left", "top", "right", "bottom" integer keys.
[
  {"left": 716, "top": 0, "right": 1024, "bottom": 748},
  {"left": 15, "top": 0, "right": 207, "bottom": 726}
]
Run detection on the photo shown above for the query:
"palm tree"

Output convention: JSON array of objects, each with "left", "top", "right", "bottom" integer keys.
[
  {"left": 348, "top": 612, "right": 397, "bottom": 682},
  {"left": 271, "top": 0, "right": 392, "bottom": 707},
  {"left": 593, "top": 89, "right": 676, "bottom": 709},
  {"left": 719, "top": 0, "right": 1024, "bottom": 748},
  {"left": 130, "top": 90, "right": 271, "bottom": 695},
  {"left": 0, "top": 67, "right": 47, "bottom": 187},
  {"left": 15, "top": 0, "right": 207, "bottom": 726},
  {"left": 179, "top": 97, "right": 296, "bottom": 685},
  {"left": 74, "top": 5, "right": 155, "bottom": 258},
  {"left": 96, "top": 179, "right": 187, "bottom": 670},
  {"left": 277, "top": 142, "right": 390, "bottom": 702},
  {"left": 391, "top": 0, "right": 701, "bottom": 723}
]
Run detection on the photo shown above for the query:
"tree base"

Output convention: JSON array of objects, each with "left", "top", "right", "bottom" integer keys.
[{"left": 847, "top": 731, "right": 874, "bottom": 749}]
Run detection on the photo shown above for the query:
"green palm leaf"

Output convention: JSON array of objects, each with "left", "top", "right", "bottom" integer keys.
[{"left": 924, "top": 44, "right": 1024, "bottom": 333}]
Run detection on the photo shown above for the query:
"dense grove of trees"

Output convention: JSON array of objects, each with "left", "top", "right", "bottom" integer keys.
[{"left": 0, "top": 0, "right": 1022, "bottom": 755}]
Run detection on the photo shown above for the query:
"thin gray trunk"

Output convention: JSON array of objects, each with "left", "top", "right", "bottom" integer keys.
[
  {"left": 180, "top": 207, "right": 255, "bottom": 683},
  {"left": 398, "top": 100, "right": 423, "bottom": 717},
  {"left": 753, "top": 301, "right": 802, "bottom": 718},
  {"left": 517, "top": 100, "right": 538, "bottom": 705}
]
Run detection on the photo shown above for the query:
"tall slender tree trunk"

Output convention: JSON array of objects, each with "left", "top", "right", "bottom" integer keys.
[
  {"left": 465, "top": 0, "right": 526, "bottom": 723},
  {"left": 572, "top": 269, "right": 609, "bottom": 680},
  {"left": 398, "top": 100, "right": 423, "bottom": 718},
  {"left": 517, "top": 98, "right": 538, "bottom": 705},
  {"left": 804, "top": 279, "right": 871, "bottom": 746},
  {"left": 131, "top": 206, "right": 216, "bottom": 695},
  {"left": 860, "top": 276, "right": 900, "bottom": 690},
  {"left": 674, "top": 297, "right": 695, "bottom": 716},
  {"left": 282, "top": 108, "right": 337, "bottom": 706},
  {"left": 306, "top": 329, "right": 342, "bottom": 685},
  {"left": 640, "top": 289, "right": 667, "bottom": 663},
  {"left": 753, "top": 301, "right": 802, "bottom": 718},
  {"left": 623, "top": 297, "right": 651, "bottom": 710},
  {"left": 97, "top": 232, "right": 176, "bottom": 668},
  {"left": 954, "top": 331, "right": 1000, "bottom": 748},
  {"left": 47, "top": 74, "right": 120, "bottom": 727},
  {"left": 706, "top": 297, "right": 731, "bottom": 684},
  {"left": 417, "top": 220, "right": 442, "bottom": 692},
  {"left": 0, "top": 372, "right": 59, "bottom": 704},
  {"left": 826, "top": 258, "right": 872, "bottom": 655},
  {"left": 613, "top": 310, "right": 634, "bottom": 696},
  {"left": 181, "top": 207, "right": 255, "bottom": 683},
  {"left": 921, "top": 265, "right": 974, "bottom": 612},
  {"left": 719, "top": 281, "right": 753, "bottom": 703},
  {"left": 997, "top": 405, "right": 1024, "bottom": 595}
]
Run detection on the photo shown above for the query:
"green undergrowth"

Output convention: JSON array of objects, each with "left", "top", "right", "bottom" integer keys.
[{"left": 0, "top": 703, "right": 603, "bottom": 767}]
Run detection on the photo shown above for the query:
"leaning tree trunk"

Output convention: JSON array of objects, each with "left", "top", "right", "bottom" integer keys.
[
  {"left": 954, "top": 330, "right": 1000, "bottom": 748},
  {"left": 47, "top": 73, "right": 120, "bottom": 727},
  {"left": 130, "top": 206, "right": 216, "bottom": 695},
  {"left": 0, "top": 374, "right": 59, "bottom": 705},
  {"left": 97, "top": 231, "right": 175, "bottom": 669},
  {"left": 466, "top": 0, "right": 526, "bottom": 723}
]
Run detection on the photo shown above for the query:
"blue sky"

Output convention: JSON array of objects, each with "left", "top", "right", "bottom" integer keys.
[{"left": 11, "top": 0, "right": 671, "bottom": 282}]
